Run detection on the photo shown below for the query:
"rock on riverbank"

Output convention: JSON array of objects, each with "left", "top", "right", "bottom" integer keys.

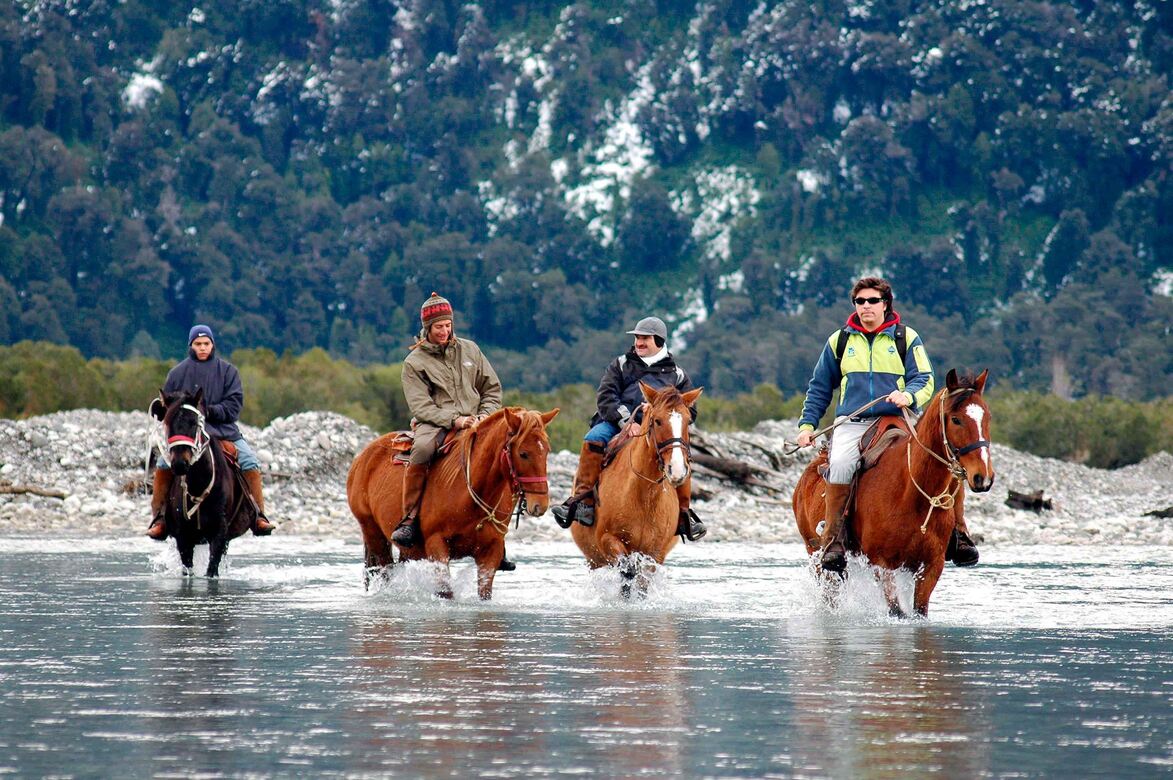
[{"left": 0, "top": 410, "right": 1169, "bottom": 546}]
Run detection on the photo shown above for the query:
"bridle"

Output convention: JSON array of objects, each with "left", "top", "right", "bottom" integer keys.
[
  {"left": 630, "top": 403, "right": 692, "bottom": 484},
  {"left": 902, "top": 387, "right": 990, "bottom": 533},
  {"left": 463, "top": 419, "right": 549, "bottom": 536},
  {"left": 160, "top": 402, "right": 215, "bottom": 522}
]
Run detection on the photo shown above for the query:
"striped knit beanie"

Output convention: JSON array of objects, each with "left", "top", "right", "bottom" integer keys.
[{"left": 420, "top": 292, "right": 454, "bottom": 329}]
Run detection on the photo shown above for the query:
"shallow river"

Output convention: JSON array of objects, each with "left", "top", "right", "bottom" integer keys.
[{"left": 1, "top": 537, "right": 1170, "bottom": 778}]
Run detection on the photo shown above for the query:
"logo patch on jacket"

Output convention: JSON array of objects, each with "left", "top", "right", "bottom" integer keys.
[{"left": 463, "top": 361, "right": 474, "bottom": 368}]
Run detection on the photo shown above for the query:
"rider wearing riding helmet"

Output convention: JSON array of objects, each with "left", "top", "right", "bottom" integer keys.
[
  {"left": 552, "top": 316, "right": 706, "bottom": 542},
  {"left": 794, "top": 276, "right": 978, "bottom": 572},
  {"left": 146, "top": 324, "right": 276, "bottom": 540}
]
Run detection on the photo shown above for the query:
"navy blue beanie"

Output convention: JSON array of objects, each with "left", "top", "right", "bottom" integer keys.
[{"left": 188, "top": 324, "right": 215, "bottom": 345}]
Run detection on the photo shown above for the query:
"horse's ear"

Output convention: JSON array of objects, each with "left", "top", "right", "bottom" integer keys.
[
  {"left": 681, "top": 387, "right": 703, "bottom": 407},
  {"left": 150, "top": 391, "right": 167, "bottom": 421},
  {"left": 974, "top": 369, "right": 988, "bottom": 394},
  {"left": 639, "top": 381, "right": 660, "bottom": 403},
  {"left": 191, "top": 387, "right": 204, "bottom": 408},
  {"left": 503, "top": 407, "right": 521, "bottom": 432},
  {"left": 540, "top": 408, "right": 560, "bottom": 427},
  {"left": 945, "top": 368, "right": 959, "bottom": 390}
]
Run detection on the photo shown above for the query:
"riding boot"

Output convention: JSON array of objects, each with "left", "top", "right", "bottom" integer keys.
[
  {"left": 391, "top": 464, "right": 428, "bottom": 546},
  {"left": 945, "top": 491, "right": 979, "bottom": 567},
  {"left": 820, "top": 483, "right": 852, "bottom": 574},
  {"left": 497, "top": 546, "right": 516, "bottom": 572},
  {"left": 552, "top": 442, "right": 605, "bottom": 528},
  {"left": 145, "top": 469, "right": 172, "bottom": 541},
  {"left": 241, "top": 470, "right": 276, "bottom": 536},
  {"left": 674, "top": 479, "right": 707, "bottom": 541}
]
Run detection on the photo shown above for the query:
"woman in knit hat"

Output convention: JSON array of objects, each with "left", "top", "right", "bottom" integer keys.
[{"left": 394, "top": 293, "right": 513, "bottom": 567}]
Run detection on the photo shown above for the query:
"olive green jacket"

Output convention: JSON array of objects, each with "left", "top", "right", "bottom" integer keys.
[{"left": 402, "top": 336, "right": 502, "bottom": 429}]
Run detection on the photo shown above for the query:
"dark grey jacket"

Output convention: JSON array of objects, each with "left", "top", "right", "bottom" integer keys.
[
  {"left": 590, "top": 347, "right": 697, "bottom": 427},
  {"left": 163, "top": 349, "right": 244, "bottom": 439}
]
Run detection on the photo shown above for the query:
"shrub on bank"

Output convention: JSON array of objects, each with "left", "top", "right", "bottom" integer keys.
[{"left": 0, "top": 341, "right": 1168, "bottom": 468}]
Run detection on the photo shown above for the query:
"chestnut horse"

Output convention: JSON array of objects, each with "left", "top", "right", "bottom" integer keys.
[
  {"left": 151, "top": 389, "right": 254, "bottom": 577},
  {"left": 348, "top": 406, "right": 559, "bottom": 600},
  {"left": 792, "top": 369, "right": 994, "bottom": 617},
  {"left": 571, "top": 382, "right": 703, "bottom": 597}
]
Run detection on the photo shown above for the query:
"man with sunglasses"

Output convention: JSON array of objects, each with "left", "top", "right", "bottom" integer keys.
[{"left": 794, "top": 277, "right": 979, "bottom": 572}]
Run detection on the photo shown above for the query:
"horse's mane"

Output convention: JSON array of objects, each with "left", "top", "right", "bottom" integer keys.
[{"left": 429, "top": 407, "right": 549, "bottom": 483}]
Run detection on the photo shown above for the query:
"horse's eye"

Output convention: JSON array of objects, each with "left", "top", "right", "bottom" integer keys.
[
  {"left": 519, "top": 451, "right": 529, "bottom": 460},
  {"left": 951, "top": 417, "right": 962, "bottom": 425},
  {"left": 654, "top": 419, "right": 662, "bottom": 426}
]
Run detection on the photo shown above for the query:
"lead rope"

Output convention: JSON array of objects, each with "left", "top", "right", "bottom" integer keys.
[
  {"left": 901, "top": 390, "right": 968, "bottom": 533},
  {"left": 462, "top": 430, "right": 516, "bottom": 536}
]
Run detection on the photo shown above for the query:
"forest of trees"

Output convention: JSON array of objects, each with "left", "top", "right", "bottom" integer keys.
[{"left": 0, "top": 0, "right": 1169, "bottom": 401}]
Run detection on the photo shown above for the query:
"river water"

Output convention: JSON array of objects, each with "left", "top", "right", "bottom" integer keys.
[{"left": 1, "top": 537, "right": 1170, "bottom": 778}]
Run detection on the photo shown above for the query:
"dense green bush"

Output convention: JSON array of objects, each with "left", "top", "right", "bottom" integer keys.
[{"left": 0, "top": 342, "right": 1168, "bottom": 468}]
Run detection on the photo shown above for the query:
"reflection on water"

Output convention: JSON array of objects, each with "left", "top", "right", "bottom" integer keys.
[{"left": 0, "top": 539, "right": 1170, "bottom": 777}]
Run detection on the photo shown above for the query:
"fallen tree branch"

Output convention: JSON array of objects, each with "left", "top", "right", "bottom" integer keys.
[{"left": 0, "top": 484, "right": 67, "bottom": 499}]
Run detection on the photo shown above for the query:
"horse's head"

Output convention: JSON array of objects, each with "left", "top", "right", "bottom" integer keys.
[
  {"left": 152, "top": 388, "right": 209, "bottom": 476},
  {"left": 501, "top": 407, "right": 560, "bottom": 516},
  {"left": 639, "top": 382, "right": 704, "bottom": 486},
  {"left": 940, "top": 369, "right": 995, "bottom": 492}
]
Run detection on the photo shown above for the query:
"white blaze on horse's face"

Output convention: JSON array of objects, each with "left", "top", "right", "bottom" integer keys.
[
  {"left": 665, "top": 410, "right": 688, "bottom": 484},
  {"left": 965, "top": 403, "right": 990, "bottom": 472}
]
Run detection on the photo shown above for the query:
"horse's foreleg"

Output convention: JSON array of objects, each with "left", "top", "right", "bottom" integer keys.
[
  {"left": 423, "top": 535, "right": 454, "bottom": 600},
  {"left": 879, "top": 569, "right": 906, "bottom": 618},
  {"left": 475, "top": 540, "right": 505, "bottom": 601},
  {"left": 913, "top": 559, "right": 945, "bottom": 617},
  {"left": 205, "top": 500, "right": 229, "bottom": 578},
  {"left": 360, "top": 522, "right": 394, "bottom": 590},
  {"left": 177, "top": 532, "right": 195, "bottom": 575}
]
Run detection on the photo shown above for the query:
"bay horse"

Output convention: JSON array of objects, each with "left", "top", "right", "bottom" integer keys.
[
  {"left": 570, "top": 382, "right": 703, "bottom": 598},
  {"left": 792, "top": 369, "right": 994, "bottom": 617},
  {"left": 347, "top": 406, "right": 559, "bottom": 600},
  {"left": 150, "top": 389, "right": 254, "bottom": 577}
]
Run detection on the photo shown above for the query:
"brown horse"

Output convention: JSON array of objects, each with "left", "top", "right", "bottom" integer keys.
[
  {"left": 792, "top": 369, "right": 994, "bottom": 617},
  {"left": 347, "top": 406, "right": 559, "bottom": 600},
  {"left": 571, "top": 382, "right": 703, "bottom": 597}
]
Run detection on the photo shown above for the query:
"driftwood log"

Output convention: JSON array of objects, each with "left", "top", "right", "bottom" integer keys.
[
  {"left": 1005, "top": 488, "right": 1052, "bottom": 512},
  {"left": 0, "top": 483, "right": 67, "bottom": 499},
  {"left": 1143, "top": 506, "right": 1173, "bottom": 519}
]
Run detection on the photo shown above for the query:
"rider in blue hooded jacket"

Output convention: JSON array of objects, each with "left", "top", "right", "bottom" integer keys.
[{"left": 795, "top": 277, "right": 978, "bottom": 571}]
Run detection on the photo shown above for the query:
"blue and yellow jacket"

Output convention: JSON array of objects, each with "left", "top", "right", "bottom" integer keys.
[{"left": 798, "top": 312, "right": 934, "bottom": 431}]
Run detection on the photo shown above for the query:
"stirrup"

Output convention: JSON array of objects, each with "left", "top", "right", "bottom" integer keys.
[
  {"left": 391, "top": 516, "right": 420, "bottom": 547},
  {"left": 252, "top": 512, "right": 276, "bottom": 536},
  {"left": 677, "top": 508, "right": 706, "bottom": 542},
  {"left": 820, "top": 540, "right": 847, "bottom": 574}
]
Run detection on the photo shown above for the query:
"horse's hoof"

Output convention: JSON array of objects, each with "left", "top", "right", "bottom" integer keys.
[
  {"left": 436, "top": 590, "right": 454, "bottom": 600},
  {"left": 182, "top": 567, "right": 194, "bottom": 577}
]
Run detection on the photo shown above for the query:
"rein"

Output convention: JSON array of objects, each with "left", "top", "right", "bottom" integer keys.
[
  {"left": 462, "top": 420, "right": 547, "bottom": 536},
  {"left": 901, "top": 388, "right": 990, "bottom": 533}
]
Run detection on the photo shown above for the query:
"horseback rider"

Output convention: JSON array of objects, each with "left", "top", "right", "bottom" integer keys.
[
  {"left": 794, "top": 277, "right": 979, "bottom": 571},
  {"left": 391, "top": 292, "right": 513, "bottom": 567},
  {"left": 552, "top": 316, "right": 706, "bottom": 541},
  {"left": 146, "top": 324, "right": 276, "bottom": 540}
]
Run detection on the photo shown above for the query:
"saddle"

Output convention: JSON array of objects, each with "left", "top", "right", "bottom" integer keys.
[
  {"left": 817, "top": 415, "right": 911, "bottom": 549},
  {"left": 599, "top": 426, "right": 640, "bottom": 471},
  {"left": 387, "top": 429, "right": 458, "bottom": 465}
]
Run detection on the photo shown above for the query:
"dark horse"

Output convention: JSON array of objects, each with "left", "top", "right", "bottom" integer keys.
[
  {"left": 792, "top": 369, "right": 995, "bottom": 617},
  {"left": 347, "top": 407, "right": 559, "bottom": 600},
  {"left": 151, "top": 389, "right": 254, "bottom": 577}
]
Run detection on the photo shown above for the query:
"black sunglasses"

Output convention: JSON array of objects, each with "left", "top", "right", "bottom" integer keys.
[{"left": 853, "top": 296, "right": 886, "bottom": 305}]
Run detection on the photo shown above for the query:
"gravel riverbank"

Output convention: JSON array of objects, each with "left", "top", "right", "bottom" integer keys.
[{"left": 0, "top": 410, "right": 1169, "bottom": 546}]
